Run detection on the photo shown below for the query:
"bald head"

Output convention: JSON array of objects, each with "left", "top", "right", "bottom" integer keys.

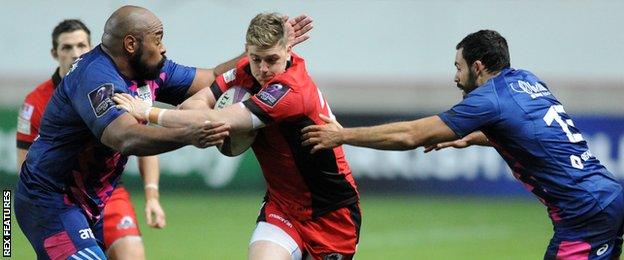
[{"left": 101, "top": 5, "right": 162, "bottom": 56}]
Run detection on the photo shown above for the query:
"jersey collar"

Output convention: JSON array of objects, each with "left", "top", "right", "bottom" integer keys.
[{"left": 52, "top": 67, "right": 62, "bottom": 87}]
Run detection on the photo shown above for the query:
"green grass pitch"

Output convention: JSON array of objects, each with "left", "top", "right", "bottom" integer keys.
[{"left": 9, "top": 191, "right": 551, "bottom": 259}]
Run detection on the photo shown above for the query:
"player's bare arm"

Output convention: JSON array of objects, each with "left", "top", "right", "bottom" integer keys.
[
  {"left": 301, "top": 114, "right": 458, "bottom": 153},
  {"left": 138, "top": 155, "right": 166, "bottom": 229},
  {"left": 184, "top": 14, "right": 313, "bottom": 98},
  {"left": 16, "top": 148, "right": 27, "bottom": 172},
  {"left": 100, "top": 112, "right": 229, "bottom": 156},
  {"left": 114, "top": 93, "right": 254, "bottom": 133},
  {"left": 423, "top": 130, "right": 491, "bottom": 153}
]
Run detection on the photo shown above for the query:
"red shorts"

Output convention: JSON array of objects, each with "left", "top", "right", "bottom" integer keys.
[
  {"left": 257, "top": 200, "right": 361, "bottom": 260},
  {"left": 102, "top": 186, "right": 141, "bottom": 248}
]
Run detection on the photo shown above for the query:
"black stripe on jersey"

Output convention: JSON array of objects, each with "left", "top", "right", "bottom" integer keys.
[
  {"left": 348, "top": 203, "right": 362, "bottom": 244},
  {"left": 52, "top": 67, "right": 62, "bottom": 87},
  {"left": 256, "top": 197, "right": 268, "bottom": 223},
  {"left": 16, "top": 140, "right": 32, "bottom": 149},
  {"left": 209, "top": 81, "right": 223, "bottom": 99},
  {"left": 243, "top": 64, "right": 263, "bottom": 94},
  {"left": 243, "top": 99, "right": 273, "bottom": 124},
  {"left": 278, "top": 117, "right": 358, "bottom": 219}
]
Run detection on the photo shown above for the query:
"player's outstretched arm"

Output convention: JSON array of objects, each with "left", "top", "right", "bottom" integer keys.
[
  {"left": 138, "top": 156, "right": 166, "bottom": 229},
  {"left": 114, "top": 93, "right": 254, "bottom": 133},
  {"left": 185, "top": 14, "right": 314, "bottom": 97},
  {"left": 301, "top": 114, "right": 458, "bottom": 153},
  {"left": 423, "top": 131, "right": 490, "bottom": 153},
  {"left": 101, "top": 113, "right": 229, "bottom": 156}
]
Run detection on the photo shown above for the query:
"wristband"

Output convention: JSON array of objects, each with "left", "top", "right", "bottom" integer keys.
[
  {"left": 144, "top": 183, "right": 159, "bottom": 190},
  {"left": 147, "top": 107, "right": 161, "bottom": 125},
  {"left": 157, "top": 109, "right": 166, "bottom": 126}
]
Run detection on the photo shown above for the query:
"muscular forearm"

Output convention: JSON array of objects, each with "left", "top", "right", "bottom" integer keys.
[
  {"left": 156, "top": 105, "right": 251, "bottom": 132},
  {"left": 338, "top": 116, "right": 455, "bottom": 151},
  {"left": 213, "top": 53, "right": 245, "bottom": 76},
  {"left": 340, "top": 121, "right": 419, "bottom": 151},
  {"left": 115, "top": 125, "right": 190, "bottom": 156}
]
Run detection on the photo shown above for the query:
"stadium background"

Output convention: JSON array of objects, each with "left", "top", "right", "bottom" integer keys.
[{"left": 1, "top": 1, "right": 622, "bottom": 259}]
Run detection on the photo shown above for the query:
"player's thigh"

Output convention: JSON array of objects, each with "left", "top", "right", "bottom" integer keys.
[
  {"left": 106, "top": 236, "right": 145, "bottom": 260},
  {"left": 250, "top": 201, "right": 303, "bottom": 260},
  {"left": 545, "top": 192, "right": 624, "bottom": 260},
  {"left": 14, "top": 196, "right": 105, "bottom": 259},
  {"left": 299, "top": 203, "right": 361, "bottom": 260},
  {"left": 103, "top": 187, "right": 142, "bottom": 249}
]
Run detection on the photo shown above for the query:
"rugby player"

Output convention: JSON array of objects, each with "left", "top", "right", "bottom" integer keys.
[
  {"left": 114, "top": 12, "right": 360, "bottom": 260},
  {"left": 15, "top": 6, "right": 312, "bottom": 259},
  {"left": 301, "top": 30, "right": 624, "bottom": 259}
]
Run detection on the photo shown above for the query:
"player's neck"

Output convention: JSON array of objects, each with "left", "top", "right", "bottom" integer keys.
[
  {"left": 58, "top": 67, "right": 69, "bottom": 79},
  {"left": 476, "top": 70, "right": 501, "bottom": 86},
  {"left": 101, "top": 45, "right": 137, "bottom": 79}
]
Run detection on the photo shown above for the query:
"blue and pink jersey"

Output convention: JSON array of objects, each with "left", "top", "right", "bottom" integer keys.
[
  {"left": 439, "top": 68, "right": 622, "bottom": 224},
  {"left": 17, "top": 45, "right": 195, "bottom": 222}
]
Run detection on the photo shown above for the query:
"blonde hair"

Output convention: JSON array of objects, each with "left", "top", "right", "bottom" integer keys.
[{"left": 246, "top": 12, "right": 287, "bottom": 49}]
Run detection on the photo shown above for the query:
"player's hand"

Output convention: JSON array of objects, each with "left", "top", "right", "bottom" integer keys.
[
  {"left": 285, "top": 14, "right": 313, "bottom": 48},
  {"left": 145, "top": 198, "right": 166, "bottom": 229},
  {"left": 187, "top": 121, "right": 230, "bottom": 148},
  {"left": 301, "top": 114, "right": 344, "bottom": 154},
  {"left": 423, "top": 139, "right": 470, "bottom": 153},
  {"left": 113, "top": 93, "right": 150, "bottom": 121}
]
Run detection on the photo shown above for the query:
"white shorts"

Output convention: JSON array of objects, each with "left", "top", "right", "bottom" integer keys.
[{"left": 250, "top": 221, "right": 303, "bottom": 260}]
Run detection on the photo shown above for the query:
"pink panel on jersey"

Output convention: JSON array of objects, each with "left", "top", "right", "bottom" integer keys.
[
  {"left": 557, "top": 240, "right": 591, "bottom": 260},
  {"left": 44, "top": 231, "right": 77, "bottom": 260}
]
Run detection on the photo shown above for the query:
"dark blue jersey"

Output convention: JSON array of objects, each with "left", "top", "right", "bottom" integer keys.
[
  {"left": 18, "top": 45, "right": 195, "bottom": 221},
  {"left": 439, "top": 68, "right": 622, "bottom": 224}
]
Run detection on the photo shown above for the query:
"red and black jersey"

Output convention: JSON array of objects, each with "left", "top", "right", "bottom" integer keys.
[
  {"left": 211, "top": 53, "right": 359, "bottom": 221},
  {"left": 16, "top": 68, "right": 62, "bottom": 149}
]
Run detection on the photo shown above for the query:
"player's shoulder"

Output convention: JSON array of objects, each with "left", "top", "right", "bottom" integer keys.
[{"left": 67, "top": 47, "right": 125, "bottom": 90}]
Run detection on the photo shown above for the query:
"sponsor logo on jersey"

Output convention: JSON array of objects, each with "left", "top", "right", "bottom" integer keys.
[
  {"left": 268, "top": 213, "right": 293, "bottom": 228},
  {"left": 19, "top": 103, "right": 34, "bottom": 120},
  {"left": 78, "top": 228, "right": 95, "bottom": 240},
  {"left": 16, "top": 118, "right": 31, "bottom": 135},
  {"left": 223, "top": 68, "right": 236, "bottom": 83},
  {"left": 117, "top": 216, "right": 136, "bottom": 230},
  {"left": 257, "top": 84, "right": 290, "bottom": 107},
  {"left": 597, "top": 243, "right": 609, "bottom": 256},
  {"left": 509, "top": 80, "right": 551, "bottom": 99},
  {"left": 88, "top": 83, "right": 116, "bottom": 117},
  {"left": 136, "top": 85, "right": 153, "bottom": 106}
]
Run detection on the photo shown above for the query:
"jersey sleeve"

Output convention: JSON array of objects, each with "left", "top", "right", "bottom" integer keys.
[
  {"left": 438, "top": 91, "right": 500, "bottom": 138},
  {"left": 70, "top": 74, "right": 127, "bottom": 139},
  {"left": 242, "top": 83, "right": 304, "bottom": 125},
  {"left": 155, "top": 59, "right": 197, "bottom": 105},
  {"left": 16, "top": 97, "right": 42, "bottom": 149},
  {"left": 209, "top": 68, "right": 238, "bottom": 99}
]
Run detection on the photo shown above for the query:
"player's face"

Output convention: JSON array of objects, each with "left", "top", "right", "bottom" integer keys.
[
  {"left": 130, "top": 22, "right": 166, "bottom": 80},
  {"left": 454, "top": 48, "right": 478, "bottom": 94},
  {"left": 52, "top": 30, "right": 91, "bottom": 75},
  {"left": 247, "top": 43, "right": 291, "bottom": 86}
]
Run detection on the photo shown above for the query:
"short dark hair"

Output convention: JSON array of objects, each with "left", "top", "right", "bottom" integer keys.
[
  {"left": 456, "top": 30, "right": 510, "bottom": 73},
  {"left": 52, "top": 19, "right": 91, "bottom": 50}
]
